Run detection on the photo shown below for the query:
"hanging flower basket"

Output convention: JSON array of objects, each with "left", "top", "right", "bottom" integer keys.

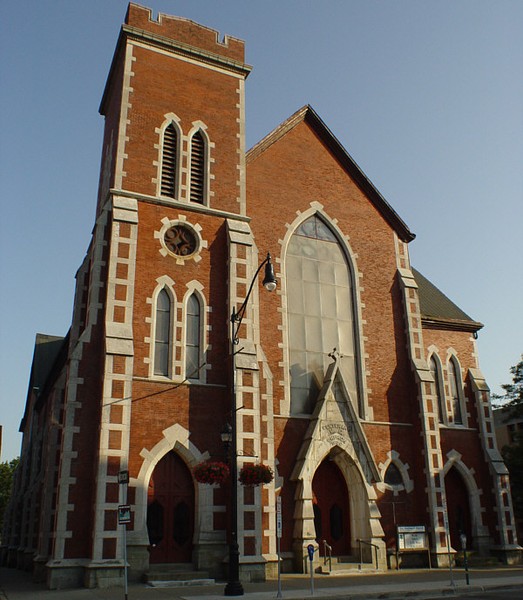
[
  {"left": 238, "top": 463, "right": 274, "bottom": 486},
  {"left": 193, "top": 461, "right": 230, "bottom": 485}
]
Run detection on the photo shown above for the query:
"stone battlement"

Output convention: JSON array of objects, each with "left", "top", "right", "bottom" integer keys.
[{"left": 125, "top": 3, "right": 246, "bottom": 63}]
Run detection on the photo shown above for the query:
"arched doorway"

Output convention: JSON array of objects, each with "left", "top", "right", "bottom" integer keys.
[
  {"left": 444, "top": 466, "right": 472, "bottom": 550},
  {"left": 147, "top": 450, "right": 195, "bottom": 563},
  {"left": 312, "top": 458, "right": 351, "bottom": 555}
]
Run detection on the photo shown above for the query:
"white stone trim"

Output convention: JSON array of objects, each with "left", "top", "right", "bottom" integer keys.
[
  {"left": 114, "top": 43, "right": 135, "bottom": 189},
  {"left": 377, "top": 450, "right": 414, "bottom": 494},
  {"left": 154, "top": 215, "right": 207, "bottom": 263},
  {"left": 131, "top": 423, "right": 216, "bottom": 557},
  {"left": 53, "top": 209, "right": 110, "bottom": 559}
]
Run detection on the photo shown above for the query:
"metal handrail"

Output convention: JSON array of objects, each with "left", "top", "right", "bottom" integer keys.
[
  {"left": 357, "top": 538, "right": 379, "bottom": 571},
  {"left": 322, "top": 540, "right": 332, "bottom": 571}
]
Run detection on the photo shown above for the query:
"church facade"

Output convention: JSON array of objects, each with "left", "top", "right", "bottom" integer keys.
[{"left": 2, "top": 3, "right": 520, "bottom": 589}]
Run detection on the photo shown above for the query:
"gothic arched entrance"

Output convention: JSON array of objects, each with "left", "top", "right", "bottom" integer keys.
[
  {"left": 444, "top": 466, "right": 472, "bottom": 550},
  {"left": 147, "top": 450, "right": 195, "bottom": 563},
  {"left": 312, "top": 458, "right": 351, "bottom": 554}
]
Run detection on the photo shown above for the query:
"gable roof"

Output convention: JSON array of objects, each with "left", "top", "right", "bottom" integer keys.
[
  {"left": 247, "top": 105, "right": 415, "bottom": 243},
  {"left": 413, "top": 268, "right": 483, "bottom": 332},
  {"left": 19, "top": 333, "right": 67, "bottom": 432}
]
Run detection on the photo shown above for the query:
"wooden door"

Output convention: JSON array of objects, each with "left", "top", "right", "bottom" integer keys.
[
  {"left": 147, "top": 451, "right": 194, "bottom": 563},
  {"left": 445, "top": 466, "right": 472, "bottom": 550},
  {"left": 312, "top": 458, "right": 351, "bottom": 555}
]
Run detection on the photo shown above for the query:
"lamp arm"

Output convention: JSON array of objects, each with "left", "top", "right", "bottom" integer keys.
[{"left": 231, "top": 252, "right": 271, "bottom": 342}]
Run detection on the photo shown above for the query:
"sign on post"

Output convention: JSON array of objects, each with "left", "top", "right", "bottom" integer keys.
[
  {"left": 118, "top": 504, "right": 131, "bottom": 525},
  {"left": 118, "top": 470, "right": 129, "bottom": 485},
  {"left": 397, "top": 525, "right": 426, "bottom": 550},
  {"left": 396, "top": 525, "right": 431, "bottom": 569},
  {"left": 276, "top": 496, "right": 282, "bottom": 539}
]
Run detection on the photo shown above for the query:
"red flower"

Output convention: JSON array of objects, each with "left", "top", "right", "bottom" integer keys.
[
  {"left": 193, "top": 461, "right": 230, "bottom": 485},
  {"left": 238, "top": 463, "right": 273, "bottom": 486}
]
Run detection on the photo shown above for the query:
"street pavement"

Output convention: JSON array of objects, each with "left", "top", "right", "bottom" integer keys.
[{"left": 1, "top": 566, "right": 523, "bottom": 600}]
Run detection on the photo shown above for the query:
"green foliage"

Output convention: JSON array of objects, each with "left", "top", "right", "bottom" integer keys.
[
  {"left": 493, "top": 356, "right": 523, "bottom": 415},
  {"left": 495, "top": 357, "right": 523, "bottom": 521},
  {"left": 502, "top": 440, "right": 523, "bottom": 518},
  {"left": 0, "top": 457, "right": 20, "bottom": 532}
]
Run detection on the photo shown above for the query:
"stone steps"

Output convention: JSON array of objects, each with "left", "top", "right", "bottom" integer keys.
[
  {"left": 316, "top": 555, "right": 376, "bottom": 575},
  {"left": 146, "top": 563, "right": 214, "bottom": 587}
]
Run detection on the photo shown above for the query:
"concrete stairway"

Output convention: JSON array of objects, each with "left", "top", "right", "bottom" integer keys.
[
  {"left": 316, "top": 555, "right": 376, "bottom": 575},
  {"left": 146, "top": 563, "right": 215, "bottom": 587}
]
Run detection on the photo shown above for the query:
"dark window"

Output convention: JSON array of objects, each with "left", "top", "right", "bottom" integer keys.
[
  {"left": 161, "top": 124, "right": 177, "bottom": 198},
  {"left": 448, "top": 358, "right": 463, "bottom": 425},
  {"left": 190, "top": 130, "right": 205, "bottom": 204},
  {"left": 384, "top": 463, "right": 403, "bottom": 486},
  {"left": 185, "top": 294, "right": 201, "bottom": 380},
  {"left": 429, "top": 356, "right": 445, "bottom": 423},
  {"left": 154, "top": 289, "right": 171, "bottom": 376}
]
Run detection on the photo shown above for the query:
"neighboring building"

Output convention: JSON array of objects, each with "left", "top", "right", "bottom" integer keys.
[
  {"left": 495, "top": 407, "right": 523, "bottom": 449},
  {"left": 494, "top": 406, "right": 523, "bottom": 542},
  {"left": 1, "top": 3, "right": 520, "bottom": 589}
]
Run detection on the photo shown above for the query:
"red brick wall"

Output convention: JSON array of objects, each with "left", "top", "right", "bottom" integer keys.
[{"left": 126, "top": 4, "right": 246, "bottom": 63}]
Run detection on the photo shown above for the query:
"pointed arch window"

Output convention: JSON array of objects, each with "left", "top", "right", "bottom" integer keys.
[
  {"left": 448, "top": 357, "right": 463, "bottom": 425},
  {"left": 160, "top": 123, "right": 178, "bottom": 198},
  {"left": 189, "top": 130, "right": 205, "bottom": 204},
  {"left": 286, "top": 214, "right": 359, "bottom": 415},
  {"left": 429, "top": 356, "right": 445, "bottom": 423},
  {"left": 185, "top": 293, "right": 201, "bottom": 380},
  {"left": 154, "top": 289, "right": 171, "bottom": 376}
]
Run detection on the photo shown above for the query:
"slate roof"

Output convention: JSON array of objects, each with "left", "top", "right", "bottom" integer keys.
[
  {"left": 413, "top": 268, "right": 483, "bottom": 332},
  {"left": 19, "top": 333, "right": 67, "bottom": 431}
]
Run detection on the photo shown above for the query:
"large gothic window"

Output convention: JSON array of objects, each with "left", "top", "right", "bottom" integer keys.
[
  {"left": 185, "top": 293, "right": 201, "bottom": 380},
  {"left": 154, "top": 289, "right": 171, "bottom": 376},
  {"left": 286, "top": 214, "right": 359, "bottom": 414}
]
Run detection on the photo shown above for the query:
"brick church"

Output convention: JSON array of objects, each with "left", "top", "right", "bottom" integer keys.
[{"left": 2, "top": 3, "right": 520, "bottom": 589}]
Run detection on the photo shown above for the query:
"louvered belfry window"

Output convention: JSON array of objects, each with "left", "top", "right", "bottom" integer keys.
[
  {"left": 190, "top": 130, "right": 205, "bottom": 204},
  {"left": 161, "top": 124, "right": 177, "bottom": 198}
]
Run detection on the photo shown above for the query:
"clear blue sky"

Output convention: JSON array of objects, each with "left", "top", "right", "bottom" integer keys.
[{"left": 1, "top": 1, "right": 522, "bottom": 461}]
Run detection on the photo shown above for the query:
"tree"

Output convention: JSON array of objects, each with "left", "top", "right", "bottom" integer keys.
[
  {"left": 493, "top": 356, "right": 523, "bottom": 416},
  {"left": 494, "top": 357, "right": 523, "bottom": 520},
  {"left": 0, "top": 457, "right": 19, "bottom": 535}
]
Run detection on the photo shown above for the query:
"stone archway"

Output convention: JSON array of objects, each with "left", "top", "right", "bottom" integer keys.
[{"left": 290, "top": 358, "right": 385, "bottom": 570}]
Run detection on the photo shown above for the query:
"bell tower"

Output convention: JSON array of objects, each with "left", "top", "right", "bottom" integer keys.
[{"left": 51, "top": 4, "right": 253, "bottom": 587}]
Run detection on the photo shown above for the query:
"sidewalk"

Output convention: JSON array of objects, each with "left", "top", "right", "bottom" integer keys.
[{"left": 1, "top": 566, "right": 523, "bottom": 600}]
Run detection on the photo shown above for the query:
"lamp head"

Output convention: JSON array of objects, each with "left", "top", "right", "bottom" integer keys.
[
  {"left": 262, "top": 253, "right": 277, "bottom": 292},
  {"left": 221, "top": 423, "right": 233, "bottom": 445}
]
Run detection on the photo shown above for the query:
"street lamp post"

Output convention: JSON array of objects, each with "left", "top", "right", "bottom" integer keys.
[{"left": 224, "top": 252, "right": 277, "bottom": 597}]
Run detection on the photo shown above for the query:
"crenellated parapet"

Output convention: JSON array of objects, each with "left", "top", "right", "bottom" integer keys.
[{"left": 125, "top": 3, "right": 247, "bottom": 64}]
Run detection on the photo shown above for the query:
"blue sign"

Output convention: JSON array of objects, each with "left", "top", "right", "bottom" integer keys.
[{"left": 307, "top": 544, "right": 315, "bottom": 561}]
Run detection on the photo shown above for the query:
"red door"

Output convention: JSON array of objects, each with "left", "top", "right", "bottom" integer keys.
[
  {"left": 312, "top": 459, "right": 351, "bottom": 555},
  {"left": 147, "top": 451, "right": 194, "bottom": 563},
  {"left": 445, "top": 467, "right": 472, "bottom": 550}
]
